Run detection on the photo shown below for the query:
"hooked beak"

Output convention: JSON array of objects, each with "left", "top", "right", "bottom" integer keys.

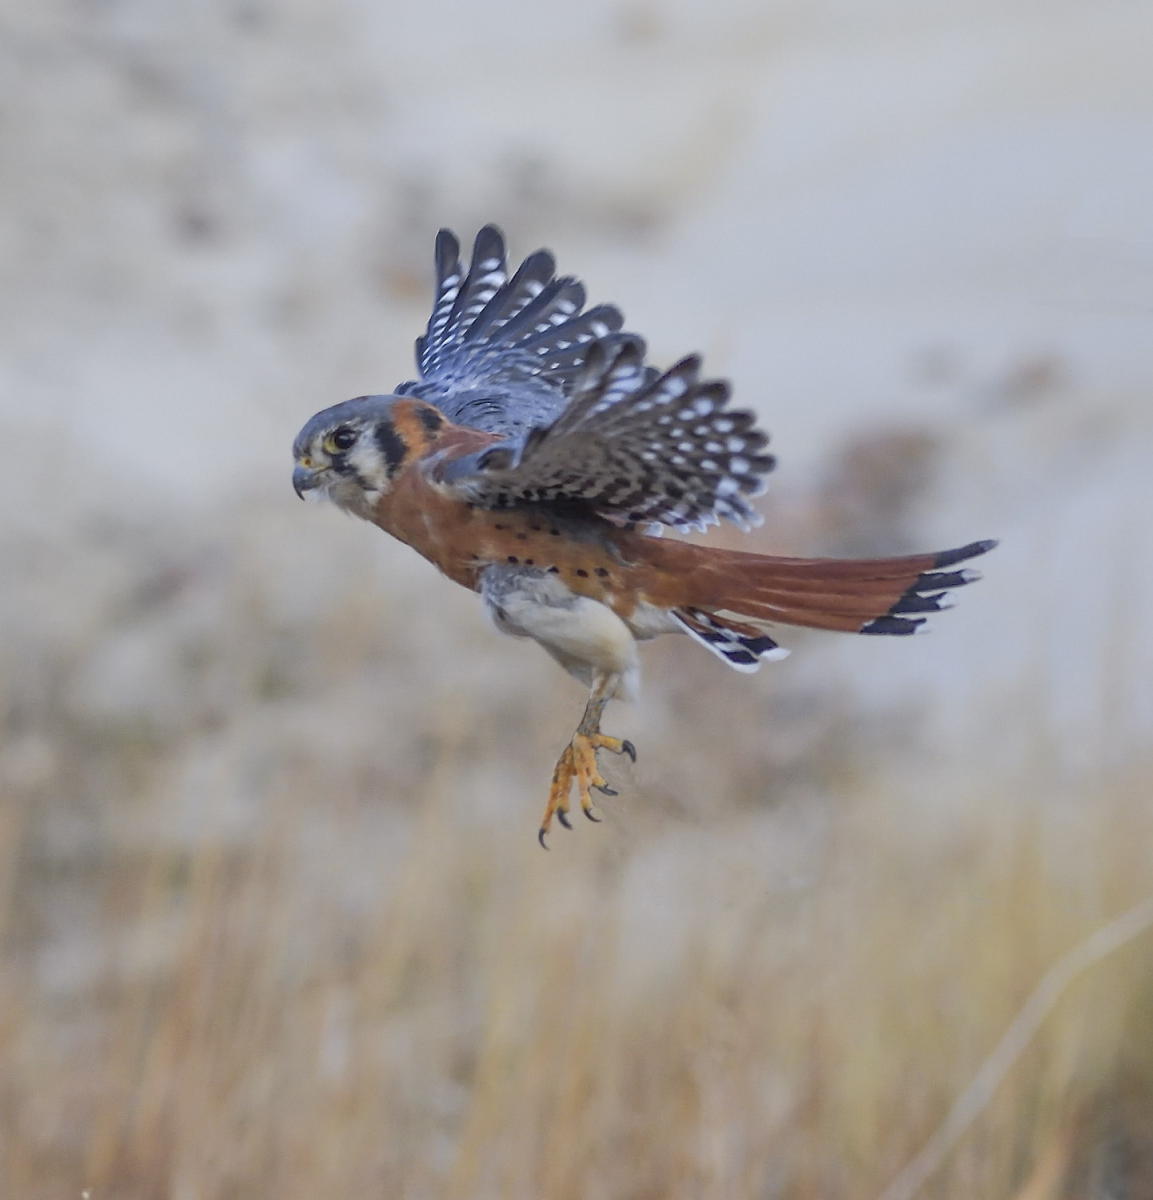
[{"left": 293, "top": 463, "right": 324, "bottom": 499}]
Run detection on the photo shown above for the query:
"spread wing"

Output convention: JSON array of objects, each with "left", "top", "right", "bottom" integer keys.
[
  {"left": 435, "top": 337, "right": 776, "bottom": 532},
  {"left": 395, "top": 225, "right": 638, "bottom": 438}
]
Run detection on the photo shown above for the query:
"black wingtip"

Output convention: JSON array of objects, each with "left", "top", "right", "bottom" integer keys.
[
  {"left": 582, "top": 303, "right": 624, "bottom": 335},
  {"left": 471, "top": 224, "right": 506, "bottom": 262},
  {"left": 666, "top": 353, "right": 703, "bottom": 377},
  {"left": 519, "top": 247, "right": 557, "bottom": 281},
  {"left": 611, "top": 333, "right": 649, "bottom": 369},
  {"left": 434, "top": 228, "right": 460, "bottom": 273},
  {"left": 933, "top": 538, "right": 999, "bottom": 568},
  {"left": 565, "top": 279, "right": 587, "bottom": 315}
]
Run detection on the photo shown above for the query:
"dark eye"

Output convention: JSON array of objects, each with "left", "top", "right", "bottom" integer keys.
[{"left": 330, "top": 425, "right": 357, "bottom": 451}]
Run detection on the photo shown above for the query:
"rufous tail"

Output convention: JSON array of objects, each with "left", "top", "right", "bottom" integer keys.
[{"left": 665, "top": 538, "right": 998, "bottom": 671}]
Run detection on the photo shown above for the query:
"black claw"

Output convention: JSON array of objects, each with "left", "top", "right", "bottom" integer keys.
[
  {"left": 538, "top": 829, "right": 550, "bottom": 850},
  {"left": 622, "top": 740, "right": 637, "bottom": 762},
  {"left": 557, "top": 809, "right": 572, "bottom": 830},
  {"left": 584, "top": 808, "right": 602, "bottom": 823},
  {"left": 594, "top": 784, "right": 618, "bottom": 796}
]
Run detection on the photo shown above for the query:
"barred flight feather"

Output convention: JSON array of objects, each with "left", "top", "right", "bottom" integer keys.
[
  {"left": 397, "top": 226, "right": 633, "bottom": 437},
  {"left": 445, "top": 337, "right": 775, "bottom": 531},
  {"left": 672, "top": 608, "right": 790, "bottom": 672}
]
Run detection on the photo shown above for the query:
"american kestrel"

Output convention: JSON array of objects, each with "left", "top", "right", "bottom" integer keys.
[{"left": 293, "top": 227, "right": 995, "bottom": 845}]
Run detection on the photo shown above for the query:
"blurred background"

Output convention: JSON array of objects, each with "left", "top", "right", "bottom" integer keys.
[{"left": 2, "top": 2, "right": 1152, "bottom": 1196}]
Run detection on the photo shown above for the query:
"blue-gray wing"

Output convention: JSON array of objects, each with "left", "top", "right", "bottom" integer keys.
[
  {"left": 395, "top": 225, "right": 639, "bottom": 438},
  {"left": 436, "top": 337, "right": 776, "bottom": 532}
]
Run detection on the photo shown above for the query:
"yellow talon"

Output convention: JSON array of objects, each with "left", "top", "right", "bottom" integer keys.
[{"left": 538, "top": 732, "right": 634, "bottom": 847}]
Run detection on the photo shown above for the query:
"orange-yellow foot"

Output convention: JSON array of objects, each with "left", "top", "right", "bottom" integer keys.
[{"left": 538, "top": 733, "right": 637, "bottom": 848}]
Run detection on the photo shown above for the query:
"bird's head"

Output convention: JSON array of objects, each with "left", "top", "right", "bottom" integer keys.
[{"left": 291, "top": 395, "right": 446, "bottom": 517}]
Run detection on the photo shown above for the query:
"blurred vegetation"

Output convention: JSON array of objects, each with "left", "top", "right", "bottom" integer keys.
[{"left": 2, "top": 441, "right": 1150, "bottom": 1197}]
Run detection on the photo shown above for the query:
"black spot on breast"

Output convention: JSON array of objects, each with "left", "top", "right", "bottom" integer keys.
[
  {"left": 547, "top": 566, "right": 560, "bottom": 574},
  {"left": 575, "top": 569, "right": 589, "bottom": 578},
  {"left": 595, "top": 568, "right": 609, "bottom": 578},
  {"left": 507, "top": 556, "right": 519, "bottom": 564}
]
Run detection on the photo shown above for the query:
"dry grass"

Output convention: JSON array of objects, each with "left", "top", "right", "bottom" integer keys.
[{"left": 2, "top": 476, "right": 1151, "bottom": 1200}]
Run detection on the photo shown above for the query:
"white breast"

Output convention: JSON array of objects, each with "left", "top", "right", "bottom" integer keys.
[{"left": 481, "top": 567, "right": 642, "bottom": 700}]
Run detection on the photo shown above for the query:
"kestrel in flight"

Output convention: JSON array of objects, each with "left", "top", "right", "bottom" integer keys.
[{"left": 293, "top": 226, "right": 995, "bottom": 845}]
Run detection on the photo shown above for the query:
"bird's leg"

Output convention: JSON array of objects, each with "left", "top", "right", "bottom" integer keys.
[{"left": 539, "top": 671, "right": 636, "bottom": 847}]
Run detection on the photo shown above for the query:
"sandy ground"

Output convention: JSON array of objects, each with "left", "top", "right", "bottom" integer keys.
[{"left": 2, "top": 2, "right": 1152, "bottom": 1196}]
